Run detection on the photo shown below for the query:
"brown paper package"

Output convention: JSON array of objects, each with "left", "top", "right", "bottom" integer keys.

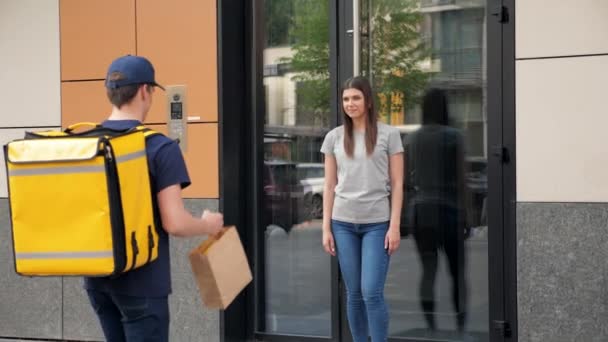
[{"left": 189, "top": 226, "right": 252, "bottom": 310}]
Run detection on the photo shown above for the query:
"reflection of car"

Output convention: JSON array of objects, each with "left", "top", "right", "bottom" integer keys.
[
  {"left": 296, "top": 163, "right": 325, "bottom": 219},
  {"left": 263, "top": 161, "right": 304, "bottom": 230}
]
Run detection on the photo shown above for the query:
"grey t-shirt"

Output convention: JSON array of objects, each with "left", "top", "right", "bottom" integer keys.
[{"left": 320, "top": 122, "right": 404, "bottom": 224}]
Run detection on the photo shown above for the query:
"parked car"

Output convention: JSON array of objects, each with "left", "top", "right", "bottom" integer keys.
[
  {"left": 263, "top": 161, "right": 304, "bottom": 231},
  {"left": 296, "top": 163, "right": 325, "bottom": 219}
]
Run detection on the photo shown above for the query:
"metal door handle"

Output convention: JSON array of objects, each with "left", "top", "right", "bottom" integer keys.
[{"left": 353, "top": 0, "right": 360, "bottom": 75}]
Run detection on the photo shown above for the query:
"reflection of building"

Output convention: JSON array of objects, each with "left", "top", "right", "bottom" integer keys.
[
  {"left": 264, "top": 45, "right": 330, "bottom": 129},
  {"left": 263, "top": 35, "right": 329, "bottom": 163},
  {"left": 264, "top": 47, "right": 297, "bottom": 126}
]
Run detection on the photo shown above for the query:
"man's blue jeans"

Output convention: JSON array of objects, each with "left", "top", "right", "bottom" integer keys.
[
  {"left": 332, "top": 220, "right": 391, "bottom": 342},
  {"left": 86, "top": 289, "right": 169, "bottom": 342}
]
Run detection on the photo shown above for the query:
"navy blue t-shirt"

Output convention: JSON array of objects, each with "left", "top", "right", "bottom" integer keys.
[{"left": 84, "top": 120, "right": 190, "bottom": 297}]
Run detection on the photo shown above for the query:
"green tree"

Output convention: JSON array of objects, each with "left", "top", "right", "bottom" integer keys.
[
  {"left": 361, "top": 0, "right": 431, "bottom": 123},
  {"left": 265, "top": 0, "right": 294, "bottom": 47}
]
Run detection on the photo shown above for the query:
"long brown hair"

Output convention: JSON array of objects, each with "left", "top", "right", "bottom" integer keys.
[{"left": 342, "top": 76, "right": 378, "bottom": 158}]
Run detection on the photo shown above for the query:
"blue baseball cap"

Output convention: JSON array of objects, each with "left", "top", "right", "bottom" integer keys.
[{"left": 105, "top": 55, "right": 165, "bottom": 90}]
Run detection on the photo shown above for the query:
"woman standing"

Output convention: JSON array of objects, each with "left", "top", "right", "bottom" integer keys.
[{"left": 321, "top": 76, "right": 404, "bottom": 342}]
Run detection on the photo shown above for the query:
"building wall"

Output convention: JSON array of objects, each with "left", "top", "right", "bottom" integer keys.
[
  {"left": 59, "top": 0, "right": 219, "bottom": 199},
  {"left": 516, "top": 1, "right": 608, "bottom": 341},
  {"left": 0, "top": 0, "right": 220, "bottom": 340}
]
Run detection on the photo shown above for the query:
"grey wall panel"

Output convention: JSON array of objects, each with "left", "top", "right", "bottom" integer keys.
[
  {"left": 0, "top": 199, "right": 62, "bottom": 340},
  {"left": 170, "top": 199, "right": 221, "bottom": 342},
  {"left": 518, "top": 202, "right": 608, "bottom": 342},
  {"left": 62, "top": 277, "right": 104, "bottom": 341},
  {"left": 63, "top": 199, "right": 221, "bottom": 342},
  {"left": 2, "top": 196, "right": 220, "bottom": 341}
]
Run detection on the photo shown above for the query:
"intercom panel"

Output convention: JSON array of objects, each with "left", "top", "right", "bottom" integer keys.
[{"left": 166, "top": 85, "right": 188, "bottom": 152}]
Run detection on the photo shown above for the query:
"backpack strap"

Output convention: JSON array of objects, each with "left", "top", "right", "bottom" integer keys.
[
  {"left": 64, "top": 122, "right": 101, "bottom": 134},
  {"left": 133, "top": 125, "right": 162, "bottom": 139},
  {"left": 133, "top": 125, "right": 180, "bottom": 144}
]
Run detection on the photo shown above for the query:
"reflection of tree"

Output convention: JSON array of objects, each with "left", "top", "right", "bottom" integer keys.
[
  {"left": 277, "top": 0, "right": 430, "bottom": 126},
  {"left": 281, "top": 0, "right": 331, "bottom": 127},
  {"left": 265, "top": 0, "right": 294, "bottom": 47},
  {"left": 361, "top": 0, "right": 431, "bottom": 124}
]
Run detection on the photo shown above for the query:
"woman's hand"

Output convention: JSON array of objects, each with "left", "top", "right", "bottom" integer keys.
[
  {"left": 322, "top": 230, "right": 336, "bottom": 256},
  {"left": 385, "top": 226, "right": 401, "bottom": 255}
]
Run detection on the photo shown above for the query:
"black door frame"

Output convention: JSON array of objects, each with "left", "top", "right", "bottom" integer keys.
[
  {"left": 216, "top": 0, "right": 518, "bottom": 341},
  {"left": 220, "top": 1, "right": 343, "bottom": 341},
  {"left": 487, "top": 0, "right": 517, "bottom": 341},
  {"left": 216, "top": 1, "right": 253, "bottom": 341}
]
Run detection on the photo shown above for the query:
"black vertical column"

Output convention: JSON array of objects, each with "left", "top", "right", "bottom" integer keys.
[
  {"left": 217, "top": 0, "right": 253, "bottom": 341},
  {"left": 502, "top": 0, "right": 518, "bottom": 340},
  {"left": 487, "top": 0, "right": 518, "bottom": 340},
  {"left": 486, "top": 0, "right": 506, "bottom": 340}
]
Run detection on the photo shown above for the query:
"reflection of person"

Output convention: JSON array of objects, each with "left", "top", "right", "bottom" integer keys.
[
  {"left": 321, "top": 76, "right": 404, "bottom": 342},
  {"left": 406, "top": 88, "right": 468, "bottom": 333},
  {"left": 84, "top": 55, "right": 224, "bottom": 342}
]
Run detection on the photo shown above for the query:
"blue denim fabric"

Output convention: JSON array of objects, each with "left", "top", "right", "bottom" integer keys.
[
  {"left": 87, "top": 289, "right": 169, "bottom": 342},
  {"left": 332, "top": 220, "right": 391, "bottom": 342}
]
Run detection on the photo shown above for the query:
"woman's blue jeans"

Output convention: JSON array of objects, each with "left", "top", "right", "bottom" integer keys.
[{"left": 332, "top": 219, "right": 391, "bottom": 342}]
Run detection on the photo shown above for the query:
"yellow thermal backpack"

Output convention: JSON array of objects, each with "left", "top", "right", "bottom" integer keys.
[{"left": 4, "top": 122, "right": 160, "bottom": 277}]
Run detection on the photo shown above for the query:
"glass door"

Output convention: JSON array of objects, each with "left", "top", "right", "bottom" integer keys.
[
  {"left": 342, "top": 0, "right": 492, "bottom": 341},
  {"left": 254, "top": 0, "right": 502, "bottom": 341},
  {"left": 258, "top": 0, "right": 338, "bottom": 340}
]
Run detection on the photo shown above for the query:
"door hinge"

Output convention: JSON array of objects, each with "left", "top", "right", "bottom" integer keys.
[
  {"left": 491, "top": 145, "right": 510, "bottom": 163},
  {"left": 493, "top": 320, "right": 512, "bottom": 337},
  {"left": 491, "top": 5, "right": 509, "bottom": 23}
]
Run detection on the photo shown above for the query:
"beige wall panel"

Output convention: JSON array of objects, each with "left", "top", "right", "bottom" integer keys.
[
  {"left": 517, "top": 55, "right": 608, "bottom": 202},
  {"left": 1, "top": 128, "right": 60, "bottom": 198},
  {"left": 517, "top": 0, "right": 608, "bottom": 59},
  {"left": 0, "top": 0, "right": 60, "bottom": 127},
  {"left": 60, "top": 0, "right": 136, "bottom": 80},
  {"left": 137, "top": 0, "right": 218, "bottom": 124},
  {"left": 148, "top": 124, "right": 219, "bottom": 199},
  {"left": 61, "top": 81, "right": 110, "bottom": 127}
]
